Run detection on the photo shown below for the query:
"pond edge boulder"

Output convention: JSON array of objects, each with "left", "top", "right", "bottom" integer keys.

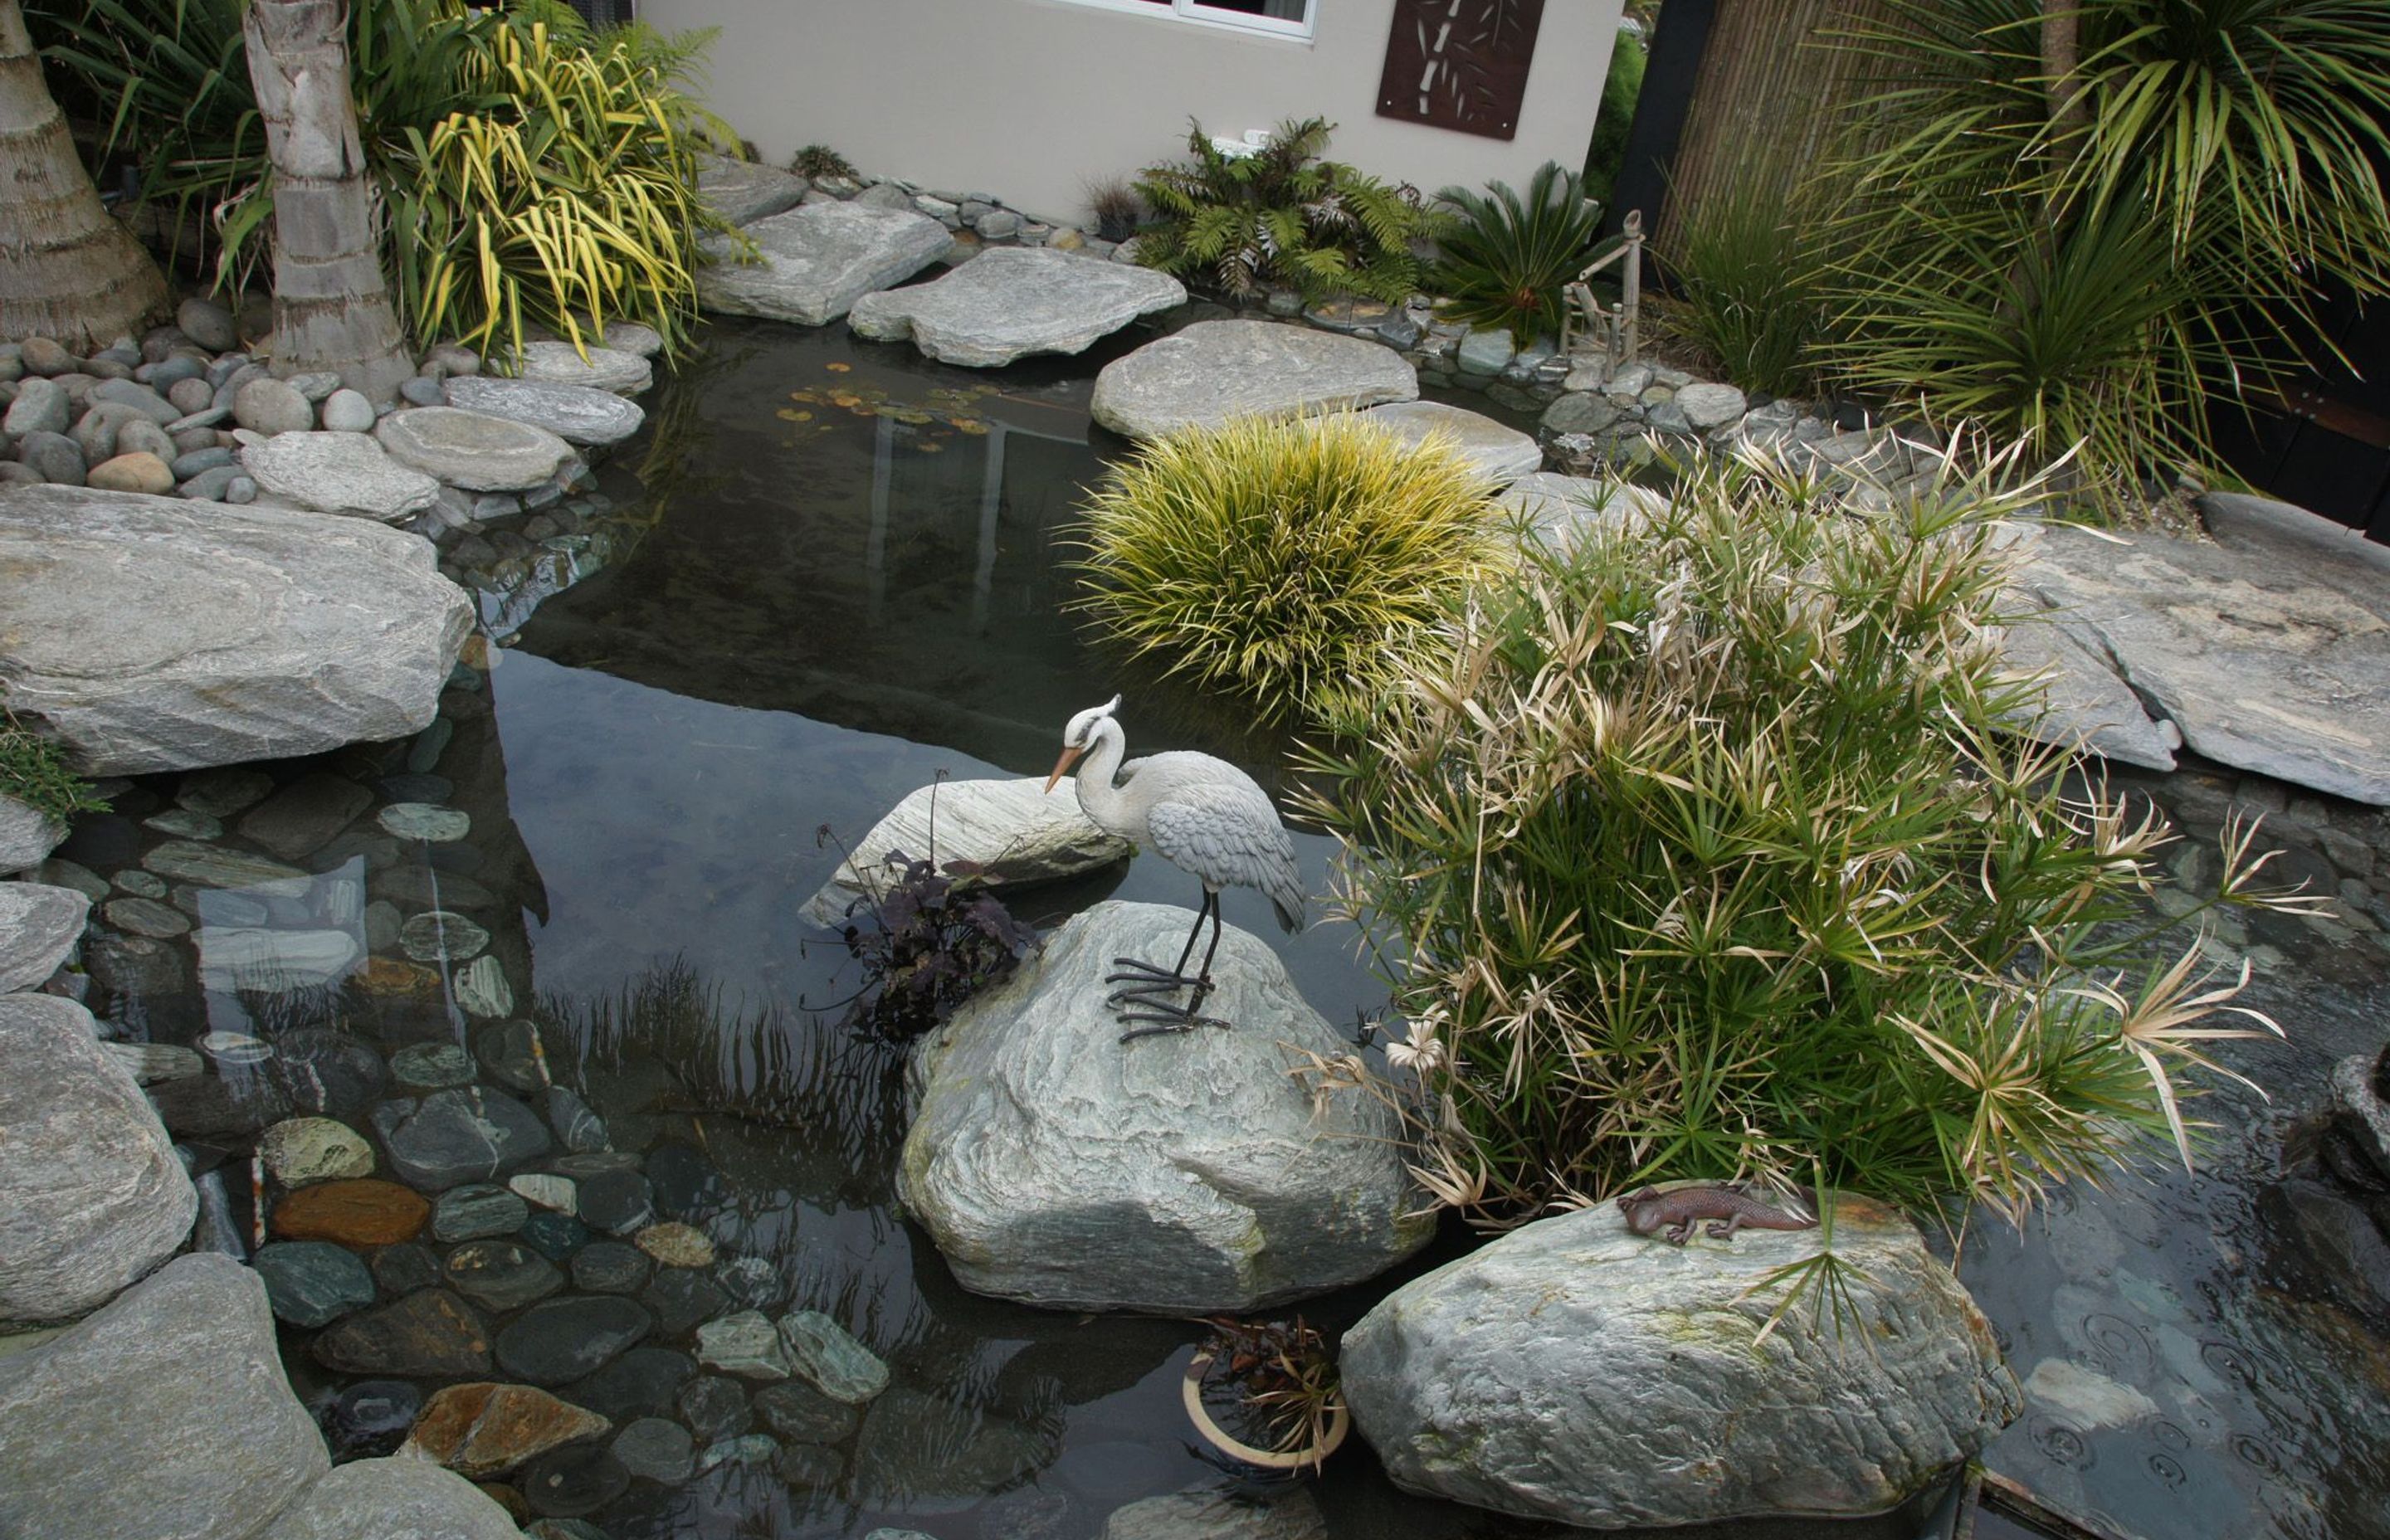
[{"left": 1339, "top": 1189, "right": 2022, "bottom": 1528}]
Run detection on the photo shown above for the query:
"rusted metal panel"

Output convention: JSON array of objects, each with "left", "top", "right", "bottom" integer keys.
[{"left": 1374, "top": 0, "right": 1545, "bottom": 142}]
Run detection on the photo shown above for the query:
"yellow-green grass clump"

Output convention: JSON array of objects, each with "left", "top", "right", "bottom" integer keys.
[{"left": 1071, "top": 412, "right": 1508, "bottom": 729}]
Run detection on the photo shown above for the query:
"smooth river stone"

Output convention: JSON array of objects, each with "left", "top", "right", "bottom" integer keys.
[
  {"left": 434, "top": 1182, "right": 531, "bottom": 1242},
  {"left": 252, "top": 1240, "right": 377, "bottom": 1327},
  {"left": 696, "top": 1311, "right": 789, "bottom": 1381},
  {"left": 456, "top": 955, "right": 515, "bottom": 1018},
  {"left": 239, "top": 431, "right": 441, "bottom": 521},
  {"left": 373, "top": 1086, "right": 553, "bottom": 1191},
  {"left": 393, "top": 1041, "right": 477, "bottom": 1094},
  {"left": 312, "top": 1288, "right": 493, "bottom": 1379},
  {"left": 0, "top": 487, "right": 469, "bottom": 774},
  {"left": 1088, "top": 319, "right": 1417, "bottom": 440},
  {"left": 696, "top": 202, "right": 951, "bottom": 326},
  {"left": 259, "top": 1115, "right": 376, "bottom": 1186},
  {"left": 236, "top": 772, "right": 374, "bottom": 862},
  {"left": 444, "top": 1240, "right": 565, "bottom": 1313},
  {"left": 778, "top": 1310, "right": 888, "bottom": 1405},
  {"left": 140, "top": 839, "right": 310, "bottom": 894},
  {"left": 495, "top": 1295, "right": 654, "bottom": 1386},
  {"left": 380, "top": 802, "right": 472, "bottom": 841},
  {"left": 848, "top": 246, "right": 1187, "bottom": 367},
  {"left": 272, "top": 1177, "right": 428, "bottom": 1246},
  {"left": 755, "top": 1379, "right": 858, "bottom": 1445},
  {"left": 569, "top": 1242, "right": 651, "bottom": 1295},
  {"left": 632, "top": 1221, "right": 711, "bottom": 1268},
  {"left": 401, "top": 908, "right": 490, "bottom": 962},
  {"left": 443, "top": 377, "right": 645, "bottom": 447},
  {"left": 401, "top": 1382, "right": 612, "bottom": 1479},
  {"left": 375, "top": 407, "right": 575, "bottom": 492},
  {"left": 611, "top": 1417, "right": 695, "bottom": 1483}
]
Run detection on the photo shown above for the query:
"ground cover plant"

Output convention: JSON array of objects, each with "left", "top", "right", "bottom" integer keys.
[
  {"left": 1071, "top": 414, "right": 1507, "bottom": 729},
  {"left": 1302, "top": 451, "right": 2321, "bottom": 1226},
  {"left": 0, "top": 694, "right": 107, "bottom": 824},
  {"left": 1659, "top": 154, "right": 1829, "bottom": 401},
  {"left": 31, "top": 0, "right": 734, "bottom": 358},
  {"left": 1807, "top": 0, "right": 2390, "bottom": 514},
  {"left": 1131, "top": 117, "right": 1441, "bottom": 305},
  {"left": 1429, "top": 160, "right": 1605, "bottom": 348}
]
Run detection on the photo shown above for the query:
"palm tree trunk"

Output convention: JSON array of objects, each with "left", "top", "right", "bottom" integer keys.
[
  {"left": 244, "top": 0, "right": 414, "bottom": 405},
  {"left": 0, "top": 0, "right": 168, "bottom": 351}
]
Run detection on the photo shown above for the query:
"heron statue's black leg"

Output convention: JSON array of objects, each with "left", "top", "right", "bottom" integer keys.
[{"left": 1110, "top": 892, "right": 1232, "bottom": 1041}]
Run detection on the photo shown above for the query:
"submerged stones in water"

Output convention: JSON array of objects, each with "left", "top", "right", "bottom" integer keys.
[
  {"left": 253, "top": 1240, "right": 377, "bottom": 1328},
  {"left": 312, "top": 1288, "right": 493, "bottom": 1379},
  {"left": 494, "top": 1294, "right": 654, "bottom": 1386},
  {"left": 258, "top": 1116, "right": 375, "bottom": 1187},
  {"left": 373, "top": 1087, "right": 552, "bottom": 1191}
]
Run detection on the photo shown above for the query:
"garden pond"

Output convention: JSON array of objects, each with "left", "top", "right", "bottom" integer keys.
[{"left": 60, "top": 314, "right": 2390, "bottom": 1540}]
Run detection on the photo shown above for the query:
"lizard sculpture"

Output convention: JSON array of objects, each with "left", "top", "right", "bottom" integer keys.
[{"left": 1617, "top": 1184, "right": 1817, "bottom": 1245}]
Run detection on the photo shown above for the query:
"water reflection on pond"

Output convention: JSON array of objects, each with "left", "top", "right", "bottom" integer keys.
[{"left": 61, "top": 314, "right": 2390, "bottom": 1540}]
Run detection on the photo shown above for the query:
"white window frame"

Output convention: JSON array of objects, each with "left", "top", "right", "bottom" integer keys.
[{"left": 1053, "top": 0, "right": 1316, "bottom": 43}]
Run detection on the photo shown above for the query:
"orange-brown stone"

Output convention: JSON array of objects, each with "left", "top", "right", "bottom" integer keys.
[
  {"left": 271, "top": 1177, "right": 429, "bottom": 1246},
  {"left": 400, "top": 1382, "right": 611, "bottom": 1478},
  {"left": 353, "top": 957, "right": 440, "bottom": 997}
]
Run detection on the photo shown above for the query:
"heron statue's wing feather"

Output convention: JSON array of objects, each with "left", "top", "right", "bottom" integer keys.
[{"left": 1145, "top": 792, "right": 1305, "bottom": 933}]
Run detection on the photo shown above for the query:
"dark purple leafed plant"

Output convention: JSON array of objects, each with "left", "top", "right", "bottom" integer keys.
[{"left": 833, "top": 846, "right": 1038, "bottom": 1040}]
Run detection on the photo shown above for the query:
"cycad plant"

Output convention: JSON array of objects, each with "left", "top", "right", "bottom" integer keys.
[
  {"left": 1132, "top": 117, "right": 1440, "bottom": 305},
  {"left": 1071, "top": 414, "right": 1507, "bottom": 729},
  {"left": 1428, "top": 161, "right": 1605, "bottom": 347},
  {"left": 1818, "top": 0, "right": 2390, "bottom": 511},
  {"left": 1302, "top": 451, "right": 2320, "bottom": 1225}
]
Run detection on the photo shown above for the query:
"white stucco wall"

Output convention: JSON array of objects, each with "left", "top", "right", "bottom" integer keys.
[{"left": 640, "top": 0, "right": 1622, "bottom": 227}]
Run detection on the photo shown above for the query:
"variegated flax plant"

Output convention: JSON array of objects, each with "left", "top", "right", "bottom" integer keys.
[{"left": 1300, "top": 444, "right": 2324, "bottom": 1229}]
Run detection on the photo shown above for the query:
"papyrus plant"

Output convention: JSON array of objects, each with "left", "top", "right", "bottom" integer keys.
[{"left": 1301, "top": 447, "right": 2322, "bottom": 1226}]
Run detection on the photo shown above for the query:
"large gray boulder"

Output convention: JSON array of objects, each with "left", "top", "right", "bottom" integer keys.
[
  {"left": 257, "top": 1457, "right": 521, "bottom": 1540},
  {"left": 1354, "top": 400, "right": 1543, "bottom": 487},
  {"left": 239, "top": 431, "right": 441, "bottom": 522},
  {"left": 2020, "top": 498, "right": 2390, "bottom": 803},
  {"left": 514, "top": 340, "right": 654, "bottom": 397},
  {"left": 900, "top": 901, "right": 1432, "bottom": 1312},
  {"left": 0, "top": 994, "right": 197, "bottom": 1324},
  {"left": 1997, "top": 609, "right": 2178, "bottom": 772},
  {"left": 373, "top": 407, "right": 576, "bottom": 492},
  {"left": 1340, "top": 1192, "right": 2021, "bottom": 1528},
  {"left": 849, "top": 246, "right": 1187, "bottom": 367},
  {"left": 699, "top": 202, "right": 952, "bottom": 326},
  {"left": 0, "top": 1254, "right": 329, "bottom": 1539},
  {"left": 0, "top": 880, "right": 89, "bottom": 993},
  {"left": 1089, "top": 319, "right": 1417, "bottom": 441},
  {"left": 802, "top": 776, "right": 1132, "bottom": 927},
  {"left": 0, "top": 792, "right": 66, "bottom": 875},
  {"left": 695, "top": 153, "right": 809, "bottom": 227},
  {"left": 444, "top": 376, "right": 646, "bottom": 447},
  {"left": 0, "top": 485, "right": 471, "bottom": 774},
  {"left": 1497, "top": 471, "right": 1655, "bottom": 548}
]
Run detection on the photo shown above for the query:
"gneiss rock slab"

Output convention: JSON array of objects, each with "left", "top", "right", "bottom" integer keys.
[
  {"left": 1354, "top": 400, "right": 1543, "bottom": 488},
  {"left": 514, "top": 341, "right": 653, "bottom": 397},
  {"left": 257, "top": 1457, "right": 520, "bottom": 1540},
  {"left": 445, "top": 376, "right": 646, "bottom": 447},
  {"left": 400, "top": 1382, "right": 612, "bottom": 1478},
  {"left": 0, "top": 880, "right": 89, "bottom": 993},
  {"left": 1089, "top": 319, "right": 1417, "bottom": 441},
  {"left": 698, "top": 202, "right": 953, "bottom": 326},
  {"left": 0, "top": 486, "right": 471, "bottom": 775},
  {"left": 2021, "top": 498, "right": 2390, "bottom": 804},
  {"left": 0, "top": 994, "right": 198, "bottom": 1326},
  {"left": 1997, "top": 609, "right": 2178, "bottom": 772},
  {"left": 1339, "top": 1191, "right": 2022, "bottom": 1528},
  {"left": 802, "top": 776, "right": 1132, "bottom": 926},
  {"left": 849, "top": 246, "right": 1188, "bottom": 367},
  {"left": 240, "top": 431, "right": 441, "bottom": 521},
  {"left": 0, "top": 1255, "right": 329, "bottom": 1540},
  {"left": 695, "top": 153, "right": 809, "bottom": 227},
  {"left": 899, "top": 900, "right": 1433, "bottom": 1312},
  {"left": 0, "top": 791, "right": 66, "bottom": 874},
  {"left": 374, "top": 407, "right": 575, "bottom": 492}
]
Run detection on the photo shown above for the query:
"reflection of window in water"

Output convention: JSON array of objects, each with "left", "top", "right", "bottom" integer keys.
[
  {"left": 863, "top": 416, "right": 1088, "bottom": 631},
  {"left": 193, "top": 856, "right": 368, "bottom": 1034}
]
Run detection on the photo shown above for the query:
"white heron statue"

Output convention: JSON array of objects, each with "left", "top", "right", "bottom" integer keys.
[{"left": 1043, "top": 696, "right": 1305, "bottom": 1040}]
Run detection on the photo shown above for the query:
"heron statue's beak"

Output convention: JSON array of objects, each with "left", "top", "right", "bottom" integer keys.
[{"left": 1043, "top": 745, "right": 1084, "bottom": 795}]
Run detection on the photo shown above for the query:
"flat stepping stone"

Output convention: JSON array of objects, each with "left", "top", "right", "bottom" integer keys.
[
  {"left": 1090, "top": 319, "right": 1417, "bottom": 440},
  {"left": 2022, "top": 497, "right": 2390, "bottom": 803},
  {"left": 1497, "top": 472, "right": 1657, "bottom": 548},
  {"left": 849, "top": 246, "right": 1186, "bottom": 367},
  {"left": 0, "top": 489, "right": 469, "bottom": 775},
  {"left": 694, "top": 153, "right": 809, "bottom": 227},
  {"left": 697, "top": 202, "right": 951, "bottom": 327},
  {"left": 240, "top": 431, "right": 441, "bottom": 522},
  {"left": 513, "top": 342, "right": 652, "bottom": 397},
  {"left": 374, "top": 407, "right": 575, "bottom": 493},
  {"left": 802, "top": 776, "right": 1131, "bottom": 927},
  {"left": 443, "top": 378, "right": 644, "bottom": 447},
  {"left": 1354, "top": 400, "right": 1542, "bottom": 487}
]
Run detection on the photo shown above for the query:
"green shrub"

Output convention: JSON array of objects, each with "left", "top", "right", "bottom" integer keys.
[
  {"left": 1428, "top": 161, "right": 1604, "bottom": 348},
  {"left": 31, "top": 0, "right": 733, "bottom": 357},
  {"left": 1818, "top": 0, "right": 2390, "bottom": 513},
  {"left": 1132, "top": 117, "right": 1440, "bottom": 305},
  {"left": 0, "top": 697, "right": 107, "bottom": 825},
  {"left": 789, "top": 144, "right": 859, "bottom": 182},
  {"left": 1071, "top": 414, "right": 1506, "bottom": 729},
  {"left": 1302, "top": 452, "right": 2316, "bottom": 1224},
  {"left": 1661, "top": 157, "right": 1829, "bottom": 400}
]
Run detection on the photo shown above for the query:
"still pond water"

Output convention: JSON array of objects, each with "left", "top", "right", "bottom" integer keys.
[{"left": 67, "top": 314, "right": 2390, "bottom": 1540}]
